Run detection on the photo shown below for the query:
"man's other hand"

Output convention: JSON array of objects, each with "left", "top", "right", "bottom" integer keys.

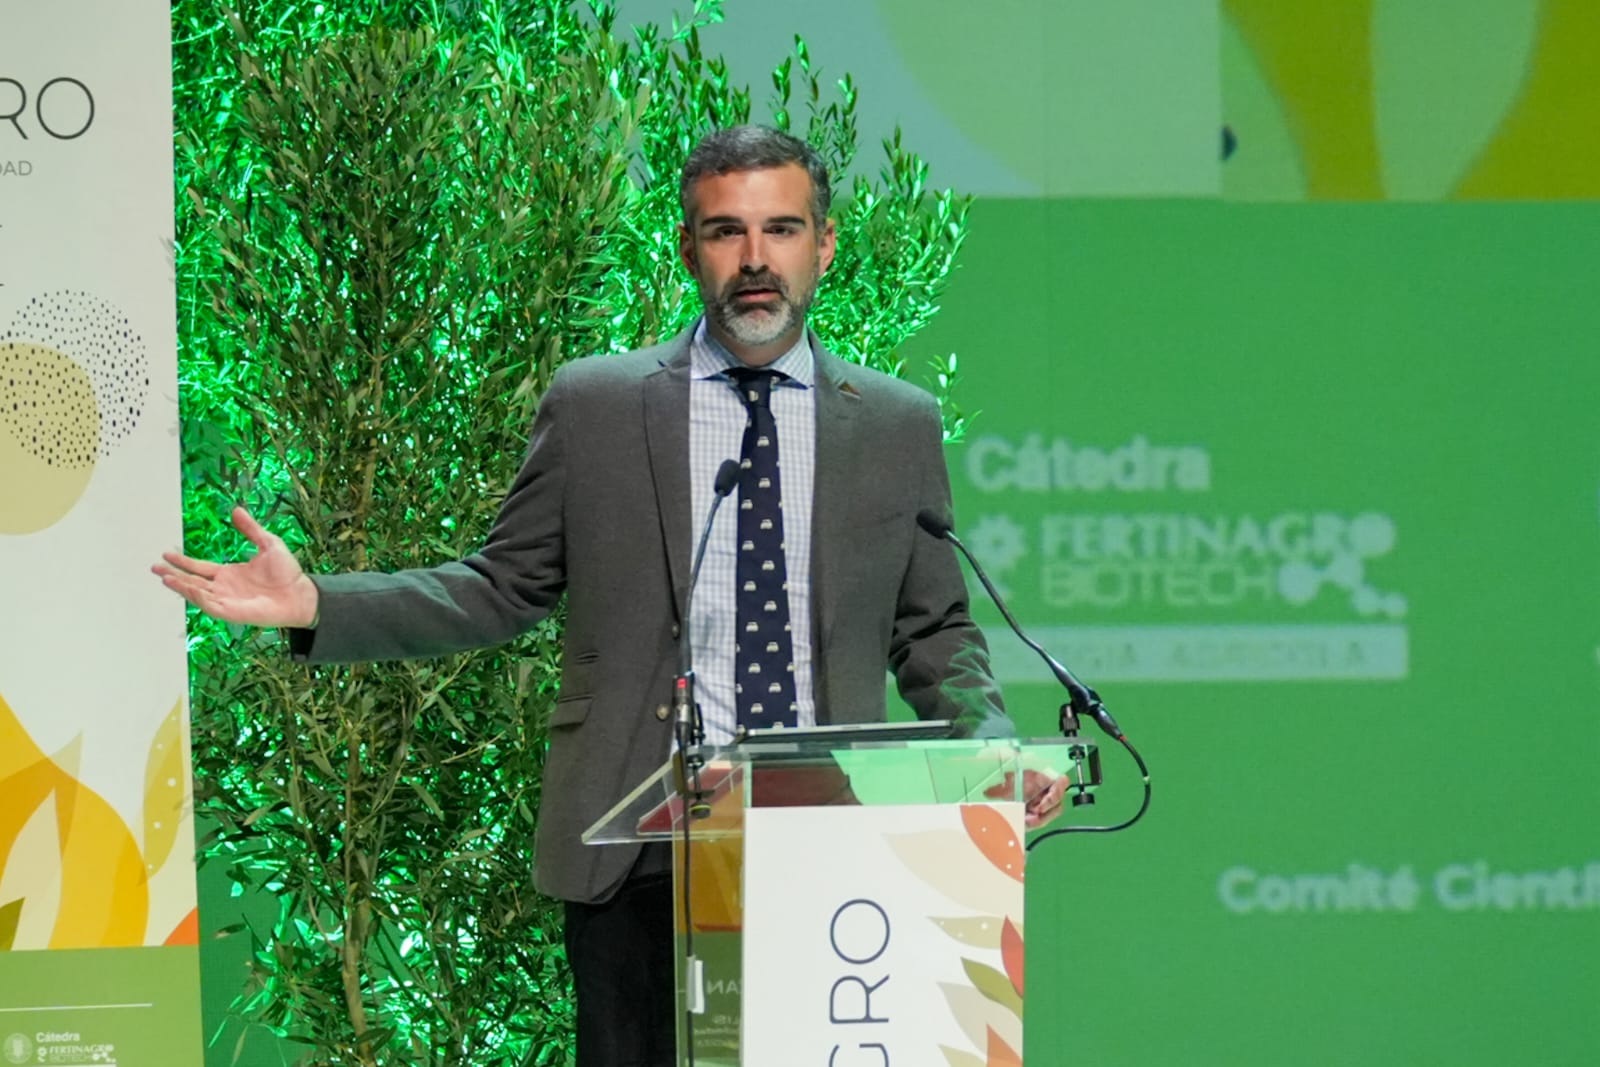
[
  {"left": 984, "top": 769, "right": 1072, "bottom": 829},
  {"left": 152, "top": 506, "right": 319, "bottom": 628}
]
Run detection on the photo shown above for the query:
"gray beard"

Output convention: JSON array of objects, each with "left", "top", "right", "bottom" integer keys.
[
  {"left": 701, "top": 262, "right": 819, "bottom": 351},
  {"left": 710, "top": 295, "right": 803, "bottom": 348}
]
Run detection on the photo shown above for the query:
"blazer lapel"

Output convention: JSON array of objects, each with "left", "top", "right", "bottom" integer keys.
[
  {"left": 643, "top": 330, "right": 696, "bottom": 621},
  {"left": 810, "top": 343, "right": 864, "bottom": 690}
]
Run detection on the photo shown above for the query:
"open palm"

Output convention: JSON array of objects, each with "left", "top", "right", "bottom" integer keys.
[{"left": 153, "top": 507, "right": 319, "bottom": 628}]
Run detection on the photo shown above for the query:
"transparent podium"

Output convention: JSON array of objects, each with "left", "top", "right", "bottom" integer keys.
[{"left": 583, "top": 725, "right": 1096, "bottom": 1066}]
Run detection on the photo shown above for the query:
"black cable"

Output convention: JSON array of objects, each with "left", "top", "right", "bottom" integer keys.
[
  {"left": 1026, "top": 732, "right": 1150, "bottom": 848},
  {"left": 674, "top": 461, "right": 737, "bottom": 1066},
  {"left": 676, "top": 721, "right": 699, "bottom": 1066}
]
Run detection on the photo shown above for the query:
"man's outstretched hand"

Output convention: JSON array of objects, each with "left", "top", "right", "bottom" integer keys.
[{"left": 153, "top": 507, "right": 320, "bottom": 628}]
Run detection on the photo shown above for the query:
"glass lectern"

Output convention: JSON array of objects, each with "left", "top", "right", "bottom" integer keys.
[{"left": 584, "top": 727, "right": 1095, "bottom": 1066}]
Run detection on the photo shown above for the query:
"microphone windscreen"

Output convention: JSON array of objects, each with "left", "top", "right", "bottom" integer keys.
[
  {"left": 916, "top": 508, "right": 953, "bottom": 538},
  {"left": 714, "top": 459, "right": 740, "bottom": 497}
]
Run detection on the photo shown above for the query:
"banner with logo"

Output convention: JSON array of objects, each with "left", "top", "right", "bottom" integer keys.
[
  {"left": 742, "top": 804, "right": 1027, "bottom": 1066},
  {"left": 0, "top": 3, "right": 202, "bottom": 1064},
  {"left": 921, "top": 197, "right": 1599, "bottom": 1065}
]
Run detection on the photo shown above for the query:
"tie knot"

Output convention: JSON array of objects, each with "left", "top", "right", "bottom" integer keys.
[{"left": 727, "top": 367, "right": 782, "bottom": 410}]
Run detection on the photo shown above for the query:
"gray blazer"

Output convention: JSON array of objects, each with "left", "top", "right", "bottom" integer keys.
[{"left": 291, "top": 327, "right": 1009, "bottom": 903}]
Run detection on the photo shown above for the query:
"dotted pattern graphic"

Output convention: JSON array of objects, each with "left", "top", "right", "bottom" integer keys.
[
  {"left": 0, "top": 342, "right": 99, "bottom": 468},
  {"left": 1, "top": 290, "right": 149, "bottom": 460}
]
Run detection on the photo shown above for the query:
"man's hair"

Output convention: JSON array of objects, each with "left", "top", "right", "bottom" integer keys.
[{"left": 680, "top": 125, "right": 832, "bottom": 229}]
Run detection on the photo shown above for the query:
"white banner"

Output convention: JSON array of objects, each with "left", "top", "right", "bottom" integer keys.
[
  {"left": 743, "top": 804, "right": 1028, "bottom": 1066},
  {"left": 1, "top": 2, "right": 200, "bottom": 1061}
]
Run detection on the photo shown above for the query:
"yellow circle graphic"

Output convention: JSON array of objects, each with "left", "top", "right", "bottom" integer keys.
[{"left": 0, "top": 342, "right": 100, "bottom": 534}]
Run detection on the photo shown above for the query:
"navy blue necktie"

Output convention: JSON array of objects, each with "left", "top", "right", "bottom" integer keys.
[{"left": 728, "top": 368, "right": 798, "bottom": 730}]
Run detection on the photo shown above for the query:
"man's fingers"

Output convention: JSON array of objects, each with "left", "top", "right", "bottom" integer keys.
[
  {"left": 1025, "top": 774, "right": 1068, "bottom": 812},
  {"left": 1025, "top": 786, "right": 1058, "bottom": 813},
  {"left": 158, "top": 571, "right": 213, "bottom": 608},
  {"left": 231, "top": 506, "right": 275, "bottom": 551},
  {"left": 158, "top": 551, "right": 221, "bottom": 579}
]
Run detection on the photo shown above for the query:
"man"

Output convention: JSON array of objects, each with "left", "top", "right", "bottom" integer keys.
[{"left": 157, "top": 125, "right": 1064, "bottom": 1066}]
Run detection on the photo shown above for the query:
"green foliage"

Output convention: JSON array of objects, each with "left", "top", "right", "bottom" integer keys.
[
  {"left": 172, "top": 1, "right": 972, "bottom": 1064},
  {"left": 772, "top": 39, "right": 973, "bottom": 439}
]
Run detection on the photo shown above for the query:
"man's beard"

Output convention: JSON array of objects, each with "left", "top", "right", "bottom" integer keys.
[{"left": 703, "top": 268, "right": 817, "bottom": 349}]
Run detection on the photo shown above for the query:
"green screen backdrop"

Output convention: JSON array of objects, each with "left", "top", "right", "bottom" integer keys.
[{"left": 913, "top": 197, "right": 1600, "bottom": 1064}]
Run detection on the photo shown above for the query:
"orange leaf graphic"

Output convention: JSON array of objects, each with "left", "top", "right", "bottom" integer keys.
[
  {"left": 163, "top": 907, "right": 199, "bottom": 946},
  {"left": 1001, "top": 916, "right": 1025, "bottom": 998},
  {"left": 987, "top": 1026, "right": 1023, "bottom": 1067},
  {"left": 961, "top": 805, "right": 1024, "bottom": 882}
]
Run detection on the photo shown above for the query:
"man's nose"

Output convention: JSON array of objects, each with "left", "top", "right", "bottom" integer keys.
[{"left": 739, "top": 233, "right": 767, "bottom": 272}]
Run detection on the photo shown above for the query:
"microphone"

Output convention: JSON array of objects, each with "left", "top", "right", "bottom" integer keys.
[
  {"left": 675, "top": 460, "right": 741, "bottom": 806},
  {"left": 917, "top": 508, "right": 1124, "bottom": 740}
]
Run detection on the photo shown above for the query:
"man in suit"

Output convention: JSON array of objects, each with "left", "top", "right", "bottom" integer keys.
[{"left": 158, "top": 125, "right": 1062, "bottom": 1066}]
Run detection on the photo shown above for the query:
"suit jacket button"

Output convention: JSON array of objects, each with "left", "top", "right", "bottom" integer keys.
[
  {"left": 655, "top": 705, "right": 671, "bottom": 721},
  {"left": 671, "top": 623, "right": 681, "bottom": 638}
]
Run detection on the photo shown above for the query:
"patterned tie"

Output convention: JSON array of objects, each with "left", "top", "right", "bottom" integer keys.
[{"left": 728, "top": 367, "right": 798, "bottom": 730}]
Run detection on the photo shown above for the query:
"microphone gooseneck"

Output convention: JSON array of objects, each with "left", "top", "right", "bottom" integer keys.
[
  {"left": 919, "top": 509, "right": 1151, "bottom": 844},
  {"left": 916, "top": 509, "right": 1123, "bottom": 739}
]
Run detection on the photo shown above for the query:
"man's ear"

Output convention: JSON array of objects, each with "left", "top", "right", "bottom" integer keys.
[
  {"left": 818, "top": 218, "right": 838, "bottom": 275},
  {"left": 679, "top": 223, "right": 697, "bottom": 275}
]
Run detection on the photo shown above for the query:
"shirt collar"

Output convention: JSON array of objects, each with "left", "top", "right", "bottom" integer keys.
[{"left": 691, "top": 318, "right": 815, "bottom": 388}]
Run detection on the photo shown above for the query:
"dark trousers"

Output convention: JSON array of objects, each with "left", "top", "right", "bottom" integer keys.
[{"left": 564, "top": 871, "right": 677, "bottom": 1067}]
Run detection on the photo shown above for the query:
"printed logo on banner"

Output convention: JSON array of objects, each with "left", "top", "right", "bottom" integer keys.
[
  {"left": 3, "top": 1029, "right": 116, "bottom": 1065},
  {"left": 0, "top": 75, "right": 96, "bottom": 179},
  {"left": 963, "top": 433, "right": 1408, "bottom": 682},
  {"left": 3, "top": 1033, "right": 33, "bottom": 1065}
]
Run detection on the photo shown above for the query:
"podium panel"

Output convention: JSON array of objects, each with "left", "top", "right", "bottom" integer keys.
[
  {"left": 742, "top": 802, "right": 1027, "bottom": 1064},
  {"left": 585, "top": 733, "right": 1094, "bottom": 1065}
]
